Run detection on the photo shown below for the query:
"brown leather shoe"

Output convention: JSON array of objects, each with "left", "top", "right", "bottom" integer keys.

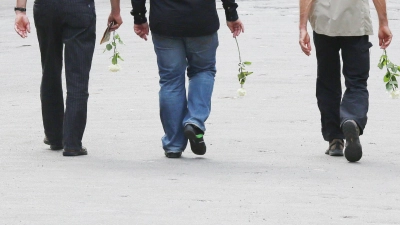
[
  {"left": 63, "top": 147, "right": 88, "bottom": 156},
  {"left": 325, "top": 139, "right": 344, "bottom": 156}
]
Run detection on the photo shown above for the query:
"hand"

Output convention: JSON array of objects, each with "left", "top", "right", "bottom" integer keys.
[
  {"left": 134, "top": 23, "right": 149, "bottom": 41},
  {"left": 15, "top": 12, "right": 30, "bottom": 38},
  {"left": 378, "top": 25, "right": 392, "bottom": 49},
  {"left": 227, "top": 19, "right": 244, "bottom": 38},
  {"left": 299, "top": 29, "right": 311, "bottom": 56},
  {"left": 108, "top": 12, "right": 123, "bottom": 31}
]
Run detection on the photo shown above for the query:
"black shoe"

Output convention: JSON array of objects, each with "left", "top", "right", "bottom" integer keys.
[
  {"left": 342, "top": 120, "right": 362, "bottom": 162},
  {"left": 325, "top": 139, "right": 344, "bottom": 156},
  {"left": 165, "top": 152, "right": 182, "bottom": 158},
  {"left": 184, "top": 124, "right": 206, "bottom": 155},
  {"left": 43, "top": 137, "right": 63, "bottom": 150},
  {"left": 63, "top": 147, "right": 88, "bottom": 156}
]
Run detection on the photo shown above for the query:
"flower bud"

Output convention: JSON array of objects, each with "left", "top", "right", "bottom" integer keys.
[
  {"left": 237, "top": 88, "right": 246, "bottom": 96},
  {"left": 108, "top": 64, "right": 121, "bottom": 72},
  {"left": 390, "top": 90, "right": 400, "bottom": 99}
]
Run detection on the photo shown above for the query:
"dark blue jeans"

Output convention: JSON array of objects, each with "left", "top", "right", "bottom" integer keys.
[
  {"left": 313, "top": 32, "right": 372, "bottom": 142},
  {"left": 33, "top": 0, "right": 96, "bottom": 150}
]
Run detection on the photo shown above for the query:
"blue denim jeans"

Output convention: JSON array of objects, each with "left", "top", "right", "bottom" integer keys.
[{"left": 152, "top": 32, "right": 219, "bottom": 152}]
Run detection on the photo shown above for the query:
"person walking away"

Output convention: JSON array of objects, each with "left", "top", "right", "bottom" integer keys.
[
  {"left": 131, "top": 0, "right": 244, "bottom": 158},
  {"left": 299, "top": 0, "right": 392, "bottom": 162},
  {"left": 14, "top": 0, "right": 123, "bottom": 156}
]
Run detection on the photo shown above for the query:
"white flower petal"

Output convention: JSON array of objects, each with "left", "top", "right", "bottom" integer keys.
[
  {"left": 108, "top": 64, "right": 121, "bottom": 72},
  {"left": 390, "top": 90, "right": 400, "bottom": 99},
  {"left": 237, "top": 88, "right": 246, "bottom": 96}
]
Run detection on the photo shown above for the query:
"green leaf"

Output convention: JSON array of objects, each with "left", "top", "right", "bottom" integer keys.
[
  {"left": 379, "top": 54, "right": 387, "bottom": 62},
  {"left": 106, "top": 44, "right": 112, "bottom": 51},
  {"left": 112, "top": 55, "right": 118, "bottom": 65},
  {"left": 378, "top": 55, "right": 387, "bottom": 69},
  {"left": 386, "top": 82, "right": 393, "bottom": 92},
  {"left": 389, "top": 80, "right": 399, "bottom": 88},
  {"left": 387, "top": 62, "right": 395, "bottom": 69},
  {"left": 117, "top": 55, "right": 124, "bottom": 61},
  {"left": 238, "top": 71, "right": 247, "bottom": 84},
  {"left": 112, "top": 42, "right": 117, "bottom": 47},
  {"left": 243, "top": 61, "right": 252, "bottom": 65},
  {"left": 383, "top": 72, "right": 391, "bottom": 82}
]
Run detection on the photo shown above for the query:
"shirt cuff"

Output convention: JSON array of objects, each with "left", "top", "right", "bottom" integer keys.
[
  {"left": 130, "top": 9, "right": 148, "bottom": 24},
  {"left": 223, "top": 3, "right": 239, "bottom": 21}
]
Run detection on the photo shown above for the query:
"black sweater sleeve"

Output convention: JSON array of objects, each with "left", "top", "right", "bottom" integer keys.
[
  {"left": 131, "top": 0, "right": 147, "bottom": 24},
  {"left": 222, "top": 0, "right": 239, "bottom": 21}
]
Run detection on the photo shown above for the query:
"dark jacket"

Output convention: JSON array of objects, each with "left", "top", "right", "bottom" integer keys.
[{"left": 131, "top": 0, "right": 239, "bottom": 37}]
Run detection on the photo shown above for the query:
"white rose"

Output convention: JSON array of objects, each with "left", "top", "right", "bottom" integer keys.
[
  {"left": 390, "top": 90, "right": 400, "bottom": 99},
  {"left": 108, "top": 64, "right": 121, "bottom": 72},
  {"left": 237, "top": 88, "right": 246, "bottom": 96}
]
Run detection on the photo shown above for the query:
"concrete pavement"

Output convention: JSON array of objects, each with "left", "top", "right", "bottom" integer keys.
[{"left": 1, "top": 0, "right": 400, "bottom": 224}]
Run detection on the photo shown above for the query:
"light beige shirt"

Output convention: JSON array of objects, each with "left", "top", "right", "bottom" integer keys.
[{"left": 309, "top": 0, "right": 373, "bottom": 36}]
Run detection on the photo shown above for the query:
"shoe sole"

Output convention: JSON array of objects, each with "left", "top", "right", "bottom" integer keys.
[
  {"left": 184, "top": 126, "right": 206, "bottom": 155},
  {"left": 50, "top": 145, "right": 63, "bottom": 150},
  {"left": 165, "top": 152, "right": 182, "bottom": 158},
  {"left": 63, "top": 151, "right": 88, "bottom": 156},
  {"left": 329, "top": 149, "right": 344, "bottom": 157},
  {"left": 343, "top": 122, "right": 362, "bottom": 162}
]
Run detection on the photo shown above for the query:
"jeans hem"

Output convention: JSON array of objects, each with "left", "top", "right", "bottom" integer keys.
[
  {"left": 184, "top": 122, "right": 204, "bottom": 132},
  {"left": 164, "top": 149, "right": 185, "bottom": 153}
]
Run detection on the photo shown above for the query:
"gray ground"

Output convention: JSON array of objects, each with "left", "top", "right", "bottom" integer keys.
[{"left": 1, "top": 0, "right": 400, "bottom": 224}]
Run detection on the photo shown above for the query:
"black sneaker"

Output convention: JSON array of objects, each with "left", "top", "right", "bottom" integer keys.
[
  {"left": 63, "top": 147, "right": 88, "bottom": 156},
  {"left": 342, "top": 120, "right": 362, "bottom": 162},
  {"left": 184, "top": 124, "right": 206, "bottom": 155},
  {"left": 325, "top": 139, "right": 344, "bottom": 156},
  {"left": 165, "top": 152, "right": 182, "bottom": 158},
  {"left": 43, "top": 137, "right": 63, "bottom": 150}
]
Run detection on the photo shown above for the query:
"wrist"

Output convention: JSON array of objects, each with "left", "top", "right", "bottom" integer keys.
[
  {"left": 15, "top": 10, "right": 26, "bottom": 16},
  {"left": 379, "top": 21, "right": 389, "bottom": 27},
  {"left": 111, "top": 8, "right": 120, "bottom": 15},
  {"left": 299, "top": 26, "right": 307, "bottom": 31}
]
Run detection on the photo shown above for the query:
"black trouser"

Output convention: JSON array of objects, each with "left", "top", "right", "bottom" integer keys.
[
  {"left": 313, "top": 31, "right": 372, "bottom": 142},
  {"left": 33, "top": 0, "right": 96, "bottom": 150}
]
